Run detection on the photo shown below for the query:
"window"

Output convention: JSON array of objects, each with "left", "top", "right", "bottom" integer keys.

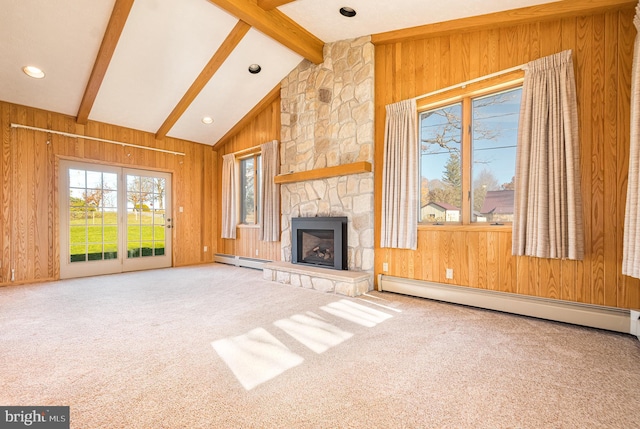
[
  {"left": 240, "top": 153, "right": 261, "bottom": 224},
  {"left": 419, "top": 85, "right": 522, "bottom": 225}
]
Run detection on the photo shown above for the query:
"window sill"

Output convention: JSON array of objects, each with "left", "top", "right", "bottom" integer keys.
[
  {"left": 418, "top": 223, "right": 512, "bottom": 232},
  {"left": 237, "top": 224, "right": 259, "bottom": 229}
]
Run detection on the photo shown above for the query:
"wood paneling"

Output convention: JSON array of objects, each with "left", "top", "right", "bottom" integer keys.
[
  {"left": 215, "top": 95, "right": 282, "bottom": 261},
  {"left": 373, "top": 5, "right": 640, "bottom": 309},
  {"left": 0, "top": 101, "right": 216, "bottom": 286},
  {"left": 371, "top": 0, "right": 636, "bottom": 44}
]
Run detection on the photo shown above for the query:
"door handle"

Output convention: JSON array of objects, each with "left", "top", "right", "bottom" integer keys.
[{"left": 166, "top": 218, "right": 172, "bottom": 228}]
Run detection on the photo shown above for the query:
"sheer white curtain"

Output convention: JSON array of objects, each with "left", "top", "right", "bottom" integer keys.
[
  {"left": 259, "top": 140, "right": 280, "bottom": 242},
  {"left": 512, "top": 50, "right": 584, "bottom": 260},
  {"left": 623, "top": 4, "right": 640, "bottom": 279},
  {"left": 221, "top": 153, "right": 237, "bottom": 239},
  {"left": 380, "top": 99, "right": 418, "bottom": 249}
]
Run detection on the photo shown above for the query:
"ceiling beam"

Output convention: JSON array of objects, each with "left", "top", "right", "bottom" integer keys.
[
  {"left": 257, "top": 0, "right": 297, "bottom": 11},
  {"left": 371, "top": 0, "right": 636, "bottom": 45},
  {"left": 155, "top": 20, "right": 251, "bottom": 140},
  {"left": 76, "top": 0, "right": 134, "bottom": 125},
  {"left": 207, "top": 0, "right": 324, "bottom": 64}
]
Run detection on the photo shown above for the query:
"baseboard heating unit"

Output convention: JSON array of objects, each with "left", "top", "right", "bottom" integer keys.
[
  {"left": 379, "top": 275, "right": 640, "bottom": 339},
  {"left": 214, "top": 254, "right": 270, "bottom": 270}
]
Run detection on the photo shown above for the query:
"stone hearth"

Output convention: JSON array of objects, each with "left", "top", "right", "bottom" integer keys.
[{"left": 263, "top": 262, "right": 372, "bottom": 297}]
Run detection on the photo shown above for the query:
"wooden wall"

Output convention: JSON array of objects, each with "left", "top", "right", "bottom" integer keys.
[
  {"left": 214, "top": 92, "right": 282, "bottom": 261},
  {"left": 0, "top": 101, "right": 216, "bottom": 286},
  {"left": 373, "top": 3, "right": 640, "bottom": 309}
]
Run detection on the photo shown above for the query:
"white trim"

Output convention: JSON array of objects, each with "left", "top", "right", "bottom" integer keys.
[{"left": 379, "top": 275, "right": 635, "bottom": 335}]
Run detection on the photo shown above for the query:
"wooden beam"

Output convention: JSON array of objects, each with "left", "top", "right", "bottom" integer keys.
[
  {"left": 257, "top": 0, "right": 296, "bottom": 10},
  {"left": 76, "top": 0, "right": 134, "bottom": 124},
  {"left": 207, "top": 0, "right": 324, "bottom": 64},
  {"left": 274, "top": 162, "right": 372, "bottom": 184},
  {"left": 213, "top": 83, "right": 281, "bottom": 148},
  {"left": 371, "top": 0, "right": 636, "bottom": 45},
  {"left": 155, "top": 20, "right": 251, "bottom": 140}
]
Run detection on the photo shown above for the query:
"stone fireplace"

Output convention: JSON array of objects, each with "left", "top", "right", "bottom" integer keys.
[{"left": 263, "top": 36, "right": 375, "bottom": 297}]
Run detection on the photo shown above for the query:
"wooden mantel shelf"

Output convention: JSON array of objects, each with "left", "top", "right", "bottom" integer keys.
[{"left": 274, "top": 161, "right": 372, "bottom": 184}]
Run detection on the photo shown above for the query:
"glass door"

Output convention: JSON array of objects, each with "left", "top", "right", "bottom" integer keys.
[
  {"left": 122, "top": 169, "right": 172, "bottom": 272},
  {"left": 59, "top": 161, "right": 172, "bottom": 279}
]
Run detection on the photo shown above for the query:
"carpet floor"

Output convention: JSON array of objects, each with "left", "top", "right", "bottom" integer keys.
[{"left": 1, "top": 263, "right": 639, "bottom": 428}]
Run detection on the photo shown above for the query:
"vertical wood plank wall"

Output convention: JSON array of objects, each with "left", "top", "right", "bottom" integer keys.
[
  {"left": 215, "top": 96, "right": 282, "bottom": 261},
  {"left": 0, "top": 101, "right": 216, "bottom": 286},
  {"left": 373, "top": 5, "right": 640, "bottom": 309}
]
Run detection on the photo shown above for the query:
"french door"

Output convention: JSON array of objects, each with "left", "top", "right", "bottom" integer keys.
[{"left": 59, "top": 161, "right": 172, "bottom": 279}]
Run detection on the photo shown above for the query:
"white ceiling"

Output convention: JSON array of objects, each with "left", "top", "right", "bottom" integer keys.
[{"left": 0, "top": 0, "right": 559, "bottom": 147}]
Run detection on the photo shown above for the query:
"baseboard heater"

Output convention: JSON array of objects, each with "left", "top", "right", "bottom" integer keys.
[
  {"left": 379, "top": 275, "right": 640, "bottom": 339},
  {"left": 214, "top": 254, "right": 270, "bottom": 270}
]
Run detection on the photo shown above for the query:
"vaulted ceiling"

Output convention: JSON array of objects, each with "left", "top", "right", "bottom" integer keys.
[{"left": 0, "top": 0, "right": 560, "bottom": 147}]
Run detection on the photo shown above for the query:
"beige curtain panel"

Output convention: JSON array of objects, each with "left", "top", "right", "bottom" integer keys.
[
  {"left": 221, "top": 153, "right": 237, "bottom": 239},
  {"left": 513, "top": 50, "right": 584, "bottom": 260},
  {"left": 381, "top": 99, "right": 419, "bottom": 249},
  {"left": 623, "top": 4, "right": 640, "bottom": 279},
  {"left": 259, "top": 140, "right": 280, "bottom": 242}
]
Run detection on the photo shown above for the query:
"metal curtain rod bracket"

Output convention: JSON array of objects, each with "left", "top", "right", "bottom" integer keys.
[{"left": 10, "top": 123, "right": 186, "bottom": 157}]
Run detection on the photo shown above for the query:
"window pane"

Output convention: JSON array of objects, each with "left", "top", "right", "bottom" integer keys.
[
  {"left": 240, "top": 157, "right": 256, "bottom": 224},
  {"left": 419, "top": 103, "right": 463, "bottom": 223},
  {"left": 69, "top": 169, "right": 85, "bottom": 188},
  {"left": 471, "top": 87, "right": 521, "bottom": 223}
]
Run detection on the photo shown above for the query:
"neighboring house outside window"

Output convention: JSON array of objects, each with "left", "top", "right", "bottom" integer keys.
[
  {"left": 240, "top": 153, "right": 261, "bottom": 225},
  {"left": 419, "top": 84, "right": 521, "bottom": 225}
]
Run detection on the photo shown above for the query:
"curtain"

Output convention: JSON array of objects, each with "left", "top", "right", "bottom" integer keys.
[
  {"left": 623, "top": 4, "right": 640, "bottom": 278},
  {"left": 221, "top": 153, "right": 237, "bottom": 239},
  {"left": 512, "top": 50, "right": 584, "bottom": 260},
  {"left": 380, "top": 99, "right": 418, "bottom": 249},
  {"left": 259, "top": 140, "right": 280, "bottom": 242}
]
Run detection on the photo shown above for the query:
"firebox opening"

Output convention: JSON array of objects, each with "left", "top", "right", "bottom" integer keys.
[
  {"left": 291, "top": 216, "right": 348, "bottom": 271},
  {"left": 301, "top": 230, "right": 335, "bottom": 267}
]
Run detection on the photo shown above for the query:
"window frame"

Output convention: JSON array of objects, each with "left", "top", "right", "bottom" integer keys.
[
  {"left": 417, "top": 72, "right": 524, "bottom": 229},
  {"left": 238, "top": 151, "right": 262, "bottom": 226}
]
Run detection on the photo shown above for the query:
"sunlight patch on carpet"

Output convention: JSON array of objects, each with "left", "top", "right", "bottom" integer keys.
[
  {"left": 212, "top": 327, "right": 304, "bottom": 390},
  {"left": 320, "top": 299, "right": 394, "bottom": 327},
  {"left": 274, "top": 312, "right": 353, "bottom": 354}
]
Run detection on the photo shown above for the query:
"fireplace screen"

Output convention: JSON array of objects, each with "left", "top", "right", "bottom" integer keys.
[{"left": 292, "top": 217, "right": 347, "bottom": 270}]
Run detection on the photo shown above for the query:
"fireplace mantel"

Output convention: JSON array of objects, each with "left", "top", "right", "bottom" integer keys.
[{"left": 274, "top": 161, "right": 372, "bottom": 184}]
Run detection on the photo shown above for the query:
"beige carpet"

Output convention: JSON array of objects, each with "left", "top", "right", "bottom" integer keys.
[{"left": 1, "top": 263, "right": 639, "bottom": 428}]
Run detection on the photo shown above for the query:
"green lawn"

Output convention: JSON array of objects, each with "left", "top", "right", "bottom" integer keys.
[{"left": 69, "top": 211, "right": 165, "bottom": 261}]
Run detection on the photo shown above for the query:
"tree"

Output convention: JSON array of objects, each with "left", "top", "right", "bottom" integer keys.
[
  {"left": 128, "top": 176, "right": 154, "bottom": 219},
  {"left": 443, "top": 152, "right": 462, "bottom": 189},
  {"left": 82, "top": 189, "right": 104, "bottom": 223},
  {"left": 154, "top": 178, "right": 165, "bottom": 210},
  {"left": 472, "top": 169, "right": 499, "bottom": 212},
  {"left": 421, "top": 177, "right": 430, "bottom": 207},
  {"left": 501, "top": 176, "right": 515, "bottom": 190}
]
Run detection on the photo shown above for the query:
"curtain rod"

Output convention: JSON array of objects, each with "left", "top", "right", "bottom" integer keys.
[
  {"left": 412, "top": 63, "right": 526, "bottom": 102},
  {"left": 232, "top": 144, "right": 261, "bottom": 157},
  {"left": 10, "top": 123, "right": 186, "bottom": 156}
]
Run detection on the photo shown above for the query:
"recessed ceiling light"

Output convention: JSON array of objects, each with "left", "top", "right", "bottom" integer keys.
[
  {"left": 22, "top": 65, "right": 45, "bottom": 79},
  {"left": 339, "top": 7, "right": 356, "bottom": 18},
  {"left": 248, "top": 64, "right": 262, "bottom": 74},
  {"left": 202, "top": 116, "right": 214, "bottom": 124}
]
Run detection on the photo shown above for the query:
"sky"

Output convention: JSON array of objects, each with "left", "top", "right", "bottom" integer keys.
[{"left": 420, "top": 86, "right": 522, "bottom": 188}]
